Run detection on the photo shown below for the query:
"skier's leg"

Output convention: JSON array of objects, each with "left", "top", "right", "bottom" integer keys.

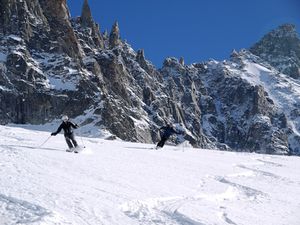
[
  {"left": 70, "top": 133, "right": 78, "bottom": 147},
  {"left": 160, "top": 137, "right": 167, "bottom": 148},
  {"left": 157, "top": 139, "right": 163, "bottom": 148},
  {"left": 65, "top": 135, "right": 74, "bottom": 149},
  {"left": 157, "top": 137, "right": 167, "bottom": 148}
]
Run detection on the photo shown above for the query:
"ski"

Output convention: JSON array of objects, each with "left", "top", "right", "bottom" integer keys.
[{"left": 74, "top": 146, "right": 83, "bottom": 153}]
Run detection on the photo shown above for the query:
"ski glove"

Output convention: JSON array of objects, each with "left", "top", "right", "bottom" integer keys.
[{"left": 51, "top": 132, "right": 56, "bottom": 136}]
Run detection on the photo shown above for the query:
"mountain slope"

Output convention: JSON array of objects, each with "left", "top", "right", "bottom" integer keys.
[
  {"left": 0, "top": 125, "right": 300, "bottom": 225},
  {"left": 1, "top": 0, "right": 300, "bottom": 155}
]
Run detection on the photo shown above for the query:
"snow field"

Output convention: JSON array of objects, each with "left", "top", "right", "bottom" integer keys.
[{"left": 0, "top": 125, "right": 299, "bottom": 225}]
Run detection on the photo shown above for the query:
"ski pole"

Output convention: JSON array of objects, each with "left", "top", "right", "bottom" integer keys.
[
  {"left": 38, "top": 136, "right": 51, "bottom": 148},
  {"left": 80, "top": 135, "right": 85, "bottom": 148},
  {"left": 77, "top": 125, "right": 86, "bottom": 148},
  {"left": 78, "top": 123, "right": 85, "bottom": 148}
]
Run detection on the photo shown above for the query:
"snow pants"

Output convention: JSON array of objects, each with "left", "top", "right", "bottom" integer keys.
[
  {"left": 64, "top": 133, "right": 78, "bottom": 149},
  {"left": 157, "top": 136, "right": 168, "bottom": 148}
]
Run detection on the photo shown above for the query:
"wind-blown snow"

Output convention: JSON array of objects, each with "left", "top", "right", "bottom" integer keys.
[{"left": 0, "top": 125, "right": 299, "bottom": 225}]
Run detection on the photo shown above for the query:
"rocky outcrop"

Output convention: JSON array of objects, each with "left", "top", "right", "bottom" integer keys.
[
  {"left": 77, "top": 0, "right": 104, "bottom": 49},
  {"left": 0, "top": 0, "right": 94, "bottom": 125},
  {"left": 136, "top": 49, "right": 146, "bottom": 67},
  {"left": 0, "top": 0, "right": 48, "bottom": 42},
  {"left": 250, "top": 24, "right": 300, "bottom": 79},
  {"left": 200, "top": 60, "right": 288, "bottom": 154},
  {"left": 179, "top": 57, "right": 184, "bottom": 66},
  {"left": 109, "top": 21, "right": 121, "bottom": 48},
  {"left": 81, "top": 0, "right": 93, "bottom": 27},
  {"left": 38, "top": 0, "right": 81, "bottom": 58}
]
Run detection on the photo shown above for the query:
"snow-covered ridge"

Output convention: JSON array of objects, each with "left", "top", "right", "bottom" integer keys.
[
  {"left": 249, "top": 23, "right": 300, "bottom": 79},
  {"left": 224, "top": 51, "right": 300, "bottom": 153},
  {"left": 0, "top": 125, "right": 299, "bottom": 225}
]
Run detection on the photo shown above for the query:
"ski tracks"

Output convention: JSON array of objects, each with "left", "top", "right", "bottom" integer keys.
[
  {"left": 121, "top": 196, "right": 205, "bottom": 225},
  {"left": 121, "top": 155, "right": 290, "bottom": 225},
  {"left": 0, "top": 194, "right": 50, "bottom": 225}
]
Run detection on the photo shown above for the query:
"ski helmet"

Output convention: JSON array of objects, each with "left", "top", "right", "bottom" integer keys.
[{"left": 62, "top": 115, "right": 68, "bottom": 122}]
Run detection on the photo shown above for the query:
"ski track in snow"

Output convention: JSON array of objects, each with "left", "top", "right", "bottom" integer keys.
[
  {"left": 120, "top": 156, "right": 280, "bottom": 225},
  {"left": 0, "top": 194, "right": 50, "bottom": 224},
  {"left": 122, "top": 152, "right": 299, "bottom": 224},
  {"left": 0, "top": 125, "right": 300, "bottom": 225}
]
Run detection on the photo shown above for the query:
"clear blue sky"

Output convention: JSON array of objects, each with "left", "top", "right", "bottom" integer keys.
[{"left": 67, "top": 0, "right": 300, "bottom": 67}]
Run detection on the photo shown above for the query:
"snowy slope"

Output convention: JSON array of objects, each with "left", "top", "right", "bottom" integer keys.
[{"left": 0, "top": 125, "right": 299, "bottom": 225}]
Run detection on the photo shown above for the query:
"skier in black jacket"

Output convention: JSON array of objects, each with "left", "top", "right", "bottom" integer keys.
[
  {"left": 156, "top": 124, "right": 182, "bottom": 149},
  {"left": 51, "top": 115, "right": 79, "bottom": 151}
]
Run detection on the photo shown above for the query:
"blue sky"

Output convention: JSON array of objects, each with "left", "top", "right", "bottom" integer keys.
[{"left": 67, "top": 0, "right": 300, "bottom": 67}]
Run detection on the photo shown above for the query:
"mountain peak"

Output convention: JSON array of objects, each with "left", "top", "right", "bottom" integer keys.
[
  {"left": 81, "top": 0, "right": 93, "bottom": 27},
  {"left": 269, "top": 23, "right": 298, "bottom": 38},
  {"left": 109, "top": 21, "right": 121, "bottom": 48},
  {"left": 250, "top": 23, "right": 300, "bottom": 78}
]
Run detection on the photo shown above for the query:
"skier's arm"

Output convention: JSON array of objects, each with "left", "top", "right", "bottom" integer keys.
[
  {"left": 70, "top": 122, "right": 79, "bottom": 129},
  {"left": 51, "top": 124, "right": 63, "bottom": 136},
  {"left": 172, "top": 128, "right": 183, "bottom": 135}
]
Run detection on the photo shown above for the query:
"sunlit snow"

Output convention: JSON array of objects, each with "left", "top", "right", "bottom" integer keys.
[{"left": 0, "top": 125, "right": 299, "bottom": 225}]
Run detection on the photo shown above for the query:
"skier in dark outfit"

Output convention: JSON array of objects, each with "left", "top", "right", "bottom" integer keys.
[
  {"left": 156, "top": 124, "right": 182, "bottom": 149},
  {"left": 51, "top": 115, "right": 79, "bottom": 151}
]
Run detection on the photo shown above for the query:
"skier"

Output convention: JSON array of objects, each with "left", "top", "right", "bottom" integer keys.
[
  {"left": 51, "top": 115, "right": 79, "bottom": 152},
  {"left": 156, "top": 124, "right": 182, "bottom": 149}
]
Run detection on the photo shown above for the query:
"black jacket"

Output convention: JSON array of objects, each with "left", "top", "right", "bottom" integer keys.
[
  {"left": 159, "top": 126, "right": 180, "bottom": 139},
  {"left": 52, "top": 121, "right": 78, "bottom": 136}
]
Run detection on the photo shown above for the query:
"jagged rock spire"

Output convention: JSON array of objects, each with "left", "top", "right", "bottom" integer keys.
[
  {"left": 136, "top": 49, "right": 148, "bottom": 69},
  {"left": 109, "top": 21, "right": 121, "bottom": 48},
  {"left": 179, "top": 57, "right": 184, "bottom": 66},
  {"left": 79, "top": 0, "right": 104, "bottom": 48},
  {"left": 230, "top": 49, "right": 238, "bottom": 57},
  {"left": 103, "top": 30, "right": 108, "bottom": 38},
  {"left": 81, "top": 0, "right": 93, "bottom": 27},
  {"left": 136, "top": 49, "right": 145, "bottom": 62}
]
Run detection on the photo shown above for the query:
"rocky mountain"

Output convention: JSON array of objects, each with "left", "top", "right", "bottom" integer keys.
[
  {"left": 0, "top": 0, "right": 300, "bottom": 155},
  {"left": 250, "top": 24, "right": 300, "bottom": 79}
]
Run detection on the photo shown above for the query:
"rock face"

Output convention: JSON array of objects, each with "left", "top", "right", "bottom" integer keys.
[
  {"left": 39, "top": 0, "right": 81, "bottom": 58},
  {"left": 0, "top": 0, "right": 47, "bottom": 43},
  {"left": 250, "top": 24, "right": 300, "bottom": 79},
  {"left": 0, "top": 0, "right": 300, "bottom": 155},
  {"left": 77, "top": 0, "right": 104, "bottom": 48},
  {"left": 81, "top": 0, "right": 93, "bottom": 27},
  {"left": 109, "top": 22, "right": 121, "bottom": 48}
]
